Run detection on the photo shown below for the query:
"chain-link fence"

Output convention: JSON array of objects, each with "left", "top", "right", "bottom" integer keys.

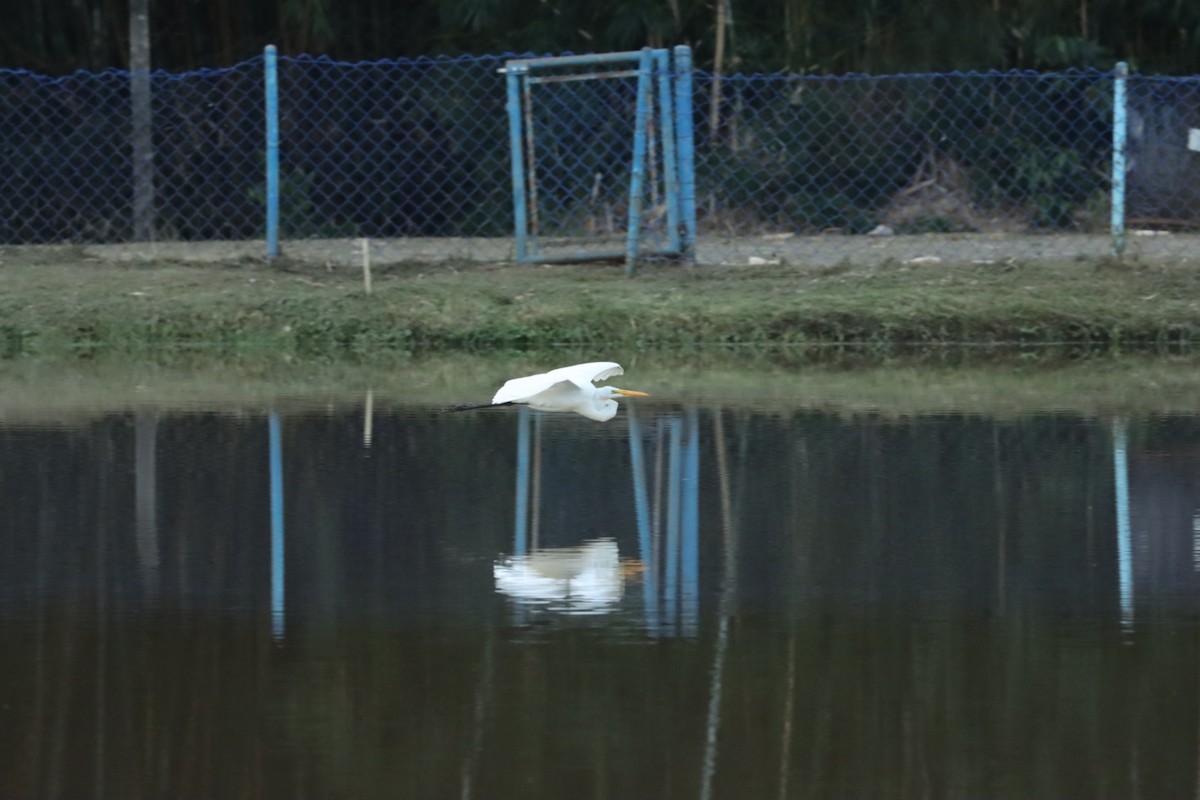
[
  {"left": 699, "top": 71, "right": 1117, "bottom": 231},
  {"left": 1127, "top": 76, "right": 1200, "bottom": 225},
  {"left": 0, "top": 61, "right": 266, "bottom": 243},
  {"left": 1, "top": 53, "right": 1197, "bottom": 265}
]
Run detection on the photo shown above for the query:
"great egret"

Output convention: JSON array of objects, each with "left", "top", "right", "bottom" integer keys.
[{"left": 451, "top": 361, "right": 649, "bottom": 422}]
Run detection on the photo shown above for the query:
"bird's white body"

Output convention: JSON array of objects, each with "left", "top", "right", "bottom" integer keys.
[{"left": 491, "top": 361, "right": 646, "bottom": 422}]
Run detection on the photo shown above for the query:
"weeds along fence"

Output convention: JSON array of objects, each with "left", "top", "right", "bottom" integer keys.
[{"left": 1, "top": 51, "right": 1197, "bottom": 265}]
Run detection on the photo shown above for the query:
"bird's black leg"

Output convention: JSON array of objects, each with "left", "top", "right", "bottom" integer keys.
[{"left": 446, "top": 401, "right": 516, "bottom": 412}]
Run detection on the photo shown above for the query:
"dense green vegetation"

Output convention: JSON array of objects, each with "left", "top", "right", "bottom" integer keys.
[{"left": 6, "top": 0, "right": 1200, "bottom": 75}]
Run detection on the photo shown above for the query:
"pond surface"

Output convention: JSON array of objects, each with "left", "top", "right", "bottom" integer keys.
[{"left": 1, "top": 397, "right": 1198, "bottom": 798}]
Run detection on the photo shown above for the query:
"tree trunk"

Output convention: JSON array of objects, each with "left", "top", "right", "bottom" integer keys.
[
  {"left": 130, "top": 0, "right": 154, "bottom": 241},
  {"left": 708, "top": 0, "right": 727, "bottom": 146},
  {"left": 784, "top": 0, "right": 812, "bottom": 71}
]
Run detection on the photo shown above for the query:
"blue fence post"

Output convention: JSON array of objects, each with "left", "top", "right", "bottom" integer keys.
[
  {"left": 655, "top": 49, "right": 682, "bottom": 256},
  {"left": 625, "top": 48, "right": 655, "bottom": 276},
  {"left": 1111, "top": 61, "right": 1128, "bottom": 259},
  {"left": 264, "top": 45, "right": 280, "bottom": 260},
  {"left": 505, "top": 62, "right": 529, "bottom": 263},
  {"left": 673, "top": 45, "right": 697, "bottom": 265}
]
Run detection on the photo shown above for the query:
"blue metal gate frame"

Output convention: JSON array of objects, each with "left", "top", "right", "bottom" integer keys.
[{"left": 503, "top": 46, "right": 697, "bottom": 275}]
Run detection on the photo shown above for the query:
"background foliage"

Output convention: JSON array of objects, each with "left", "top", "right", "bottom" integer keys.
[{"left": 2, "top": 0, "right": 1198, "bottom": 76}]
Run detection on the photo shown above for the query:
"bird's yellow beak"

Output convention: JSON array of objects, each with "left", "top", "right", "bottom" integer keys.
[{"left": 615, "top": 389, "right": 650, "bottom": 397}]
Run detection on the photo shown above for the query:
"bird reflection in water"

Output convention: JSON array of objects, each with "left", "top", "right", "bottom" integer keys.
[{"left": 493, "top": 538, "right": 625, "bottom": 614}]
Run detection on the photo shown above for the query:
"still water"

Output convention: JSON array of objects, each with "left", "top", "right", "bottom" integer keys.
[{"left": 0, "top": 399, "right": 1197, "bottom": 798}]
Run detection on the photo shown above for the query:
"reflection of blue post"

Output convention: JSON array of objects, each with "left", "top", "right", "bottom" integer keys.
[
  {"left": 681, "top": 411, "right": 700, "bottom": 635},
  {"left": 628, "top": 409, "right": 660, "bottom": 633},
  {"left": 1112, "top": 418, "right": 1133, "bottom": 631},
  {"left": 514, "top": 407, "right": 531, "bottom": 556},
  {"left": 269, "top": 411, "right": 285, "bottom": 639},
  {"left": 664, "top": 417, "right": 683, "bottom": 631}
]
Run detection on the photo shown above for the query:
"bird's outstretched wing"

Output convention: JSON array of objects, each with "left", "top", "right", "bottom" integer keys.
[
  {"left": 492, "top": 373, "right": 555, "bottom": 405},
  {"left": 545, "top": 361, "right": 623, "bottom": 386},
  {"left": 492, "top": 361, "right": 623, "bottom": 405}
]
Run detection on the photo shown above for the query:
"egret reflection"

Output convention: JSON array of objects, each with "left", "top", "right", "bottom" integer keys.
[{"left": 493, "top": 538, "right": 624, "bottom": 614}]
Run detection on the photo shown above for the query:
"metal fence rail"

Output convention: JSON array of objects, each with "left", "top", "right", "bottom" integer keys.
[{"left": 0, "top": 53, "right": 1197, "bottom": 265}]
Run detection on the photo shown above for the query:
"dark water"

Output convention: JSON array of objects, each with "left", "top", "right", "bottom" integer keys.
[{"left": 1, "top": 402, "right": 1198, "bottom": 799}]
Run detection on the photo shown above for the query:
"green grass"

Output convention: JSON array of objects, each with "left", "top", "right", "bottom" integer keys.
[{"left": 1, "top": 251, "right": 1199, "bottom": 357}]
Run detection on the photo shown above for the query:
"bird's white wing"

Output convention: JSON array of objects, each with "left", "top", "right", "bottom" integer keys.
[
  {"left": 492, "top": 362, "right": 623, "bottom": 405},
  {"left": 545, "top": 361, "right": 623, "bottom": 386},
  {"left": 492, "top": 372, "right": 560, "bottom": 404}
]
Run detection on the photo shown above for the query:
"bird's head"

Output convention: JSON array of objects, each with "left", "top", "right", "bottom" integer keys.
[{"left": 582, "top": 386, "right": 651, "bottom": 421}]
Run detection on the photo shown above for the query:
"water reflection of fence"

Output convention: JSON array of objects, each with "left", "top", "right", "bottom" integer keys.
[
  {"left": 18, "top": 405, "right": 1200, "bottom": 798},
  {"left": 504, "top": 405, "right": 700, "bottom": 635},
  {"left": 496, "top": 407, "right": 1162, "bottom": 642},
  {"left": 1107, "top": 415, "right": 1200, "bottom": 633},
  {"left": 629, "top": 408, "right": 700, "bottom": 637},
  {"left": 269, "top": 411, "right": 285, "bottom": 639},
  {"left": 1112, "top": 418, "right": 1134, "bottom": 632},
  {"left": 139, "top": 410, "right": 287, "bottom": 638},
  {"left": 131, "top": 406, "right": 1174, "bottom": 644}
]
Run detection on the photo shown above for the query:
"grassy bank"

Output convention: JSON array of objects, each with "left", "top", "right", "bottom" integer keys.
[{"left": 1, "top": 248, "right": 1199, "bottom": 356}]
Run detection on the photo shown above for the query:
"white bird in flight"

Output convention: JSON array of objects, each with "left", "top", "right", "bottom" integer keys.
[{"left": 452, "top": 361, "right": 649, "bottom": 422}]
